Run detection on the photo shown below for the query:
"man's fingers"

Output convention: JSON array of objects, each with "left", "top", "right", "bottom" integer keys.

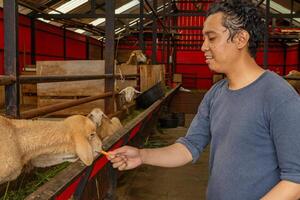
[
  {"left": 118, "top": 161, "right": 128, "bottom": 171},
  {"left": 111, "top": 155, "right": 128, "bottom": 169},
  {"left": 108, "top": 146, "right": 129, "bottom": 155},
  {"left": 110, "top": 155, "right": 127, "bottom": 163}
]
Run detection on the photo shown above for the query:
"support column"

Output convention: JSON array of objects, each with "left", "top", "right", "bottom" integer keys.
[
  {"left": 263, "top": 0, "right": 270, "bottom": 69},
  {"left": 4, "top": 0, "right": 20, "bottom": 117},
  {"left": 104, "top": 0, "right": 115, "bottom": 114},
  {"left": 139, "top": 0, "right": 145, "bottom": 52},
  {"left": 152, "top": 0, "right": 157, "bottom": 64}
]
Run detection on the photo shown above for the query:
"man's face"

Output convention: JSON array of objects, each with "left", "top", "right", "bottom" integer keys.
[{"left": 201, "top": 12, "right": 239, "bottom": 73}]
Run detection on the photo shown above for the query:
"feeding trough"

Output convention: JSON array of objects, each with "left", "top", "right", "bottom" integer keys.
[{"left": 136, "top": 82, "right": 165, "bottom": 109}]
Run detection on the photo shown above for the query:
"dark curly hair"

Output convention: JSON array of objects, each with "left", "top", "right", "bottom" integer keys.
[{"left": 207, "top": 0, "right": 264, "bottom": 58}]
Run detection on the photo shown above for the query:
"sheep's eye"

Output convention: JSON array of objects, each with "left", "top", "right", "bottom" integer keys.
[{"left": 90, "top": 132, "right": 96, "bottom": 138}]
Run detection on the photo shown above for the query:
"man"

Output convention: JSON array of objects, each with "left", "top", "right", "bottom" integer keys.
[{"left": 108, "top": 1, "right": 300, "bottom": 199}]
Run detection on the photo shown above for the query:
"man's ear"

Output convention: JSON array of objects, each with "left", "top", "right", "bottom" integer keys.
[
  {"left": 234, "top": 30, "right": 250, "bottom": 49},
  {"left": 73, "top": 134, "right": 94, "bottom": 166}
]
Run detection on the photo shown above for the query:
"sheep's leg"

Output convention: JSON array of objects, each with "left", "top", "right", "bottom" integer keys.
[
  {"left": 0, "top": 134, "right": 23, "bottom": 184},
  {"left": 0, "top": 160, "right": 22, "bottom": 184}
]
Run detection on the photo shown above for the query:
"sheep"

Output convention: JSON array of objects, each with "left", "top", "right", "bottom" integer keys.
[
  {"left": 125, "top": 50, "right": 147, "bottom": 65},
  {"left": 116, "top": 86, "right": 141, "bottom": 113},
  {"left": 119, "top": 86, "right": 141, "bottom": 103},
  {"left": 87, "top": 108, "right": 123, "bottom": 141},
  {"left": 0, "top": 114, "right": 102, "bottom": 184},
  {"left": 286, "top": 70, "right": 300, "bottom": 94}
]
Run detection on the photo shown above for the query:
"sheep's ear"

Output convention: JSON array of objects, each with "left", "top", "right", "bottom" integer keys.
[
  {"left": 87, "top": 110, "right": 101, "bottom": 127},
  {"left": 103, "top": 114, "right": 109, "bottom": 119},
  {"left": 119, "top": 88, "right": 126, "bottom": 94},
  {"left": 134, "top": 88, "right": 141, "bottom": 94},
  {"left": 73, "top": 134, "right": 93, "bottom": 166}
]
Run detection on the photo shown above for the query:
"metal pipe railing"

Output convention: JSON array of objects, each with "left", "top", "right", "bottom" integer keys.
[
  {"left": 20, "top": 92, "right": 114, "bottom": 119},
  {"left": 0, "top": 74, "right": 139, "bottom": 85}
]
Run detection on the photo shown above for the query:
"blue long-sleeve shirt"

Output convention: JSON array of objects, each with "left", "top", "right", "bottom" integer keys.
[{"left": 177, "top": 70, "right": 300, "bottom": 200}]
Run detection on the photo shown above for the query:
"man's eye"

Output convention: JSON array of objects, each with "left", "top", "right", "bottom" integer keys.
[{"left": 208, "top": 37, "right": 215, "bottom": 41}]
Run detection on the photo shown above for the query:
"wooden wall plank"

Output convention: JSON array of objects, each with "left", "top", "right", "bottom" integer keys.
[
  {"left": 115, "top": 64, "right": 137, "bottom": 91},
  {"left": 140, "top": 64, "right": 165, "bottom": 92},
  {"left": 36, "top": 60, "right": 105, "bottom": 97}
]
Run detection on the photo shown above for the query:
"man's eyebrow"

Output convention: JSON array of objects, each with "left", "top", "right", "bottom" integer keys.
[{"left": 203, "top": 31, "right": 216, "bottom": 35}]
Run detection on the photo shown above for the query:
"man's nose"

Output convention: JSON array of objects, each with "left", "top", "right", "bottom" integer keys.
[{"left": 201, "top": 39, "right": 208, "bottom": 52}]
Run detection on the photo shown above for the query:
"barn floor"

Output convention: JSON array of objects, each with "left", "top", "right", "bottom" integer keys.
[{"left": 116, "top": 116, "right": 210, "bottom": 200}]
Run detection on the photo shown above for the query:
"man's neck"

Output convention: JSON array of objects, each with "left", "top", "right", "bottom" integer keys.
[{"left": 226, "top": 56, "right": 265, "bottom": 90}]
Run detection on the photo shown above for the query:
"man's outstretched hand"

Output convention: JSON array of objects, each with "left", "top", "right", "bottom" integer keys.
[{"left": 107, "top": 145, "right": 143, "bottom": 171}]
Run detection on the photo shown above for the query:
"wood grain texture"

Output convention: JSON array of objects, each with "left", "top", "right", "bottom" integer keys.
[{"left": 140, "top": 64, "right": 165, "bottom": 92}]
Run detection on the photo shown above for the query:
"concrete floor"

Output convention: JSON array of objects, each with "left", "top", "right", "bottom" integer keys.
[{"left": 116, "top": 126, "right": 210, "bottom": 200}]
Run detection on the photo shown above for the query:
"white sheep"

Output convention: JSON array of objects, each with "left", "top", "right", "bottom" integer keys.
[
  {"left": 87, "top": 108, "right": 123, "bottom": 140},
  {"left": 119, "top": 86, "right": 141, "bottom": 103},
  {"left": 0, "top": 114, "right": 102, "bottom": 184},
  {"left": 125, "top": 50, "right": 147, "bottom": 65}
]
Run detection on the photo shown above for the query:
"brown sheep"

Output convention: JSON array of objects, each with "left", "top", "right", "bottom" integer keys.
[
  {"left": 0, "top": 114, "right": 102, "bottom": 184},
  {"left": 286, "top": 70, "right": 300, "bottom": 94},
  {"left": 87, "top": 108, "right": 123, "bottom": 140}
]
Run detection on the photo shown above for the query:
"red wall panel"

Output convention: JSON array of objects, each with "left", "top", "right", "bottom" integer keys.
[
  {"left": 287, "top": 48, "right": 299, "bottom": 65},
  {"left": 0, "top": 8, "right": 103, "bottom": 75},
  {"left": 176, "top": 51, "right": 205, "bottom": 64},
  {"left": 66, "top": 38, "right": 86, "bottom": 59},
  {"left": 35, "top": 30, "right": 64, "bottom": 57},
  {"left": 66, "top": 31, "right": 86, "bottom": 59}
]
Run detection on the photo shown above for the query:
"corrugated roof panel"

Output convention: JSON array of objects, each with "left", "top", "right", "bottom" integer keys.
[
  {"left": 49, "top": 0, "right": 88, "bottom": 14},
  {"left": 115, "top": 0, "right": 139, "bottom": 14},
  {"left": 90, "top": 18, "right": 105, "bottom": 26},
  {"left": 89, "top": 0, "right": 140, "bottom": 26},
  {"left": 269, "top": 0, "right": 300, "bottom": 23}
]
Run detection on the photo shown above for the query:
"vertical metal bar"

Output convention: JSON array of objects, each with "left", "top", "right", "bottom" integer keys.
[
  {"left": 4, "top": 0, "right": 20, "bottom": 117},
  {"left": 283, "top": 44, "right": 287, "bottom": 75},
  {"left": 263, "top": 0, "right": 270, "bottom": 69},
  {"left": 91, "top": 0, "right": 96, "bottom": 15},
  {"left": 30, "top": 18, "right": 36, "bottom": 65},
  {"left": 162, "top": 0, "right": 166, "bottom": 66},
  {"left": 172, "top": 13, "right": 177, "bottom": 78},
  {"left": 63, "top": 27, "right": 66, "bottom": 60},
  {"left": 152, "top": 0, "right": 158, "bottom": 64},
  {"left": 139, "top": 0, "right": 145, "bottom": 52},
  {"left": 105, "top": 0, "right": 115, "bottom": 114},
  {"left": 86, "top": 36, "right": 90, "bottom": 60},
  {"left": 290, "top": 0, "right": 294, "bottom": 25},
  {"left": 167, "top": 0, "right": 172, "bottom": 85},
  {"left": 101, "top": 38, "right": 104, "bottom": 60}
]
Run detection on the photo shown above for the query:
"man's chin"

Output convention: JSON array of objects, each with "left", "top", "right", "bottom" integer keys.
[{"left": 208, "top": 64, "right": 224, "bottom": 74}]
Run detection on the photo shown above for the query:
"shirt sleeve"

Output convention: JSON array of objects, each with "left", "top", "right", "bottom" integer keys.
[
  {"left": 176, "top": 92, "right": 211, "bottom": 163},
  {"left": 270, "top": 95, "right": 300, "bottom": 183}
]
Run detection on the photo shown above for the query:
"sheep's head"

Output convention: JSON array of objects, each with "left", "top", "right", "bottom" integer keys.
[
  {"left": 134, "top": 50, "right": 147, "bottom": 63},
  {"left": 87, "top": 108, "right": 109, "bottom": 127},
  {"left": 288, "top": 70, "right": 300, "bottom": 76},
  {"left": 119, "top": 86, "right": 141, "bottom": 103},
  {"left": 65, "top": 115, "right": 102, "bottom": 166}
]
